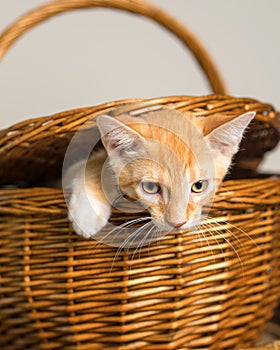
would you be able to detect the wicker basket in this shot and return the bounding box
[0,1,280,350]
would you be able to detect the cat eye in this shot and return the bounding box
[141,181,161,194]
[191,180,209,193]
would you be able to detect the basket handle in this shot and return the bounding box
[0,0,227,94]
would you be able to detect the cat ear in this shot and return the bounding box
[205,112,255,156]
[96,115,145,156]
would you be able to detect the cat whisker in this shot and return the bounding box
[205,215,257,258]
[131,222,156,262]
[110,220,153,271]
[125,221,153,249]
[193,227,205,249]
[202,221,232,269]
[127,222,156,270]
[82,216,152,263]
[226,221,258,248]
[205,216,245,252]
[150,225,162,249]
[113,216,152,231]
[100,216,152,245]
[196,223,218,267]
[203,220,244,274]
[204,218,245,256]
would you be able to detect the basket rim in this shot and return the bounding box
[0,94,278,139]
[0,94,279,186]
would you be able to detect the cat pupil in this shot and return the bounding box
[142,181,160,194]
[191,180,208,193]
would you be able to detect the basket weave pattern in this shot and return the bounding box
[0,180,279,349]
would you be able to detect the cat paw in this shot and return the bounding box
[68,190,111,239]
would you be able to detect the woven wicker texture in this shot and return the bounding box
[242,341,280,350]
[1,180,280,349]
[0,1,280,350]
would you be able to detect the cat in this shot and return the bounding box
[63,107,255,246]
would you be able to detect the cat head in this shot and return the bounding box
[97,109,255,231]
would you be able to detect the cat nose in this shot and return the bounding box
[168,221,187,229]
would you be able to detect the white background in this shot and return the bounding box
[0,0,279,173]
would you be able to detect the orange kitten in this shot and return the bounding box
[64,108,255,243]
